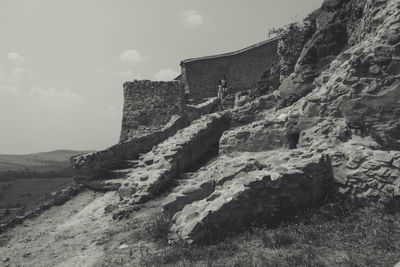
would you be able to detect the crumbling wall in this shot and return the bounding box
[72,115,186,181]
[118,113,230,203]
[120,80,185,142]
[181,38,279,101]
[186,97,220,122]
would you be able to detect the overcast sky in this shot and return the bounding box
[0,0,323,154]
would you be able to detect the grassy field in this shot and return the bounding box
[0,150,91,210]
[0,177,74,208]
[0,149,93,173]
[141,196,400,267]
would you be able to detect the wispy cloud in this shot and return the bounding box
[0,84,19,95]
[0,68,4,82]
[8,67,34,86]
[115,69,146,81]
[101,105,121,119]
[11,67,34,77]
[8,52,28,65]
[153,68,180,81]
[29,85,85,105]
[179,10,204,29]
[115,49,145,64]
[0,65,32,95]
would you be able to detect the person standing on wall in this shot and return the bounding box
[218,75,228,102]
[218,80,223,101]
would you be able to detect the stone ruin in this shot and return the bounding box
[72,0,400,244]
[120,80,185,142]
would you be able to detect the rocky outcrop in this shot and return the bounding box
[160,0,400,243]
[278,21,347,100]
[219,0,400,201]
[219,113,290,154]
[298,119,400,201]
[71,0,400,245]
[277,0,369,101]
[168,151,333,243]
[278,21,315,82]
[117,113,229,203]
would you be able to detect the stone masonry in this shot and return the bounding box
[120,80,185,142]
[180,39,279,101]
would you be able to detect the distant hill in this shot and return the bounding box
[0,150,94,181]
[0,150,93,169]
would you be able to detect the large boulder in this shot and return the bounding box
[163,154,262,215]
[168,151,333,243]
[218,115,289,154]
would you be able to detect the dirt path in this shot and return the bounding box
[0,190,163,267]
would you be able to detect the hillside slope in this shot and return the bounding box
[0,150,93,170]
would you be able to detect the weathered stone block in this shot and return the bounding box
[168,152,333,243]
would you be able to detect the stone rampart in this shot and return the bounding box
[180,38,279,101]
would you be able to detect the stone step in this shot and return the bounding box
[219,95,236,110]
[123,159,140,168]
[219,103,235,111]
[177,172,196,180]
[84,179,125,191]
[118,113,229,203]
[107,168,134,179]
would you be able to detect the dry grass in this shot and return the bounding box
[139,195,400,267]
[145,213,172,244]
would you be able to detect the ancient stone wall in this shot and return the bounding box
[72,115,186,180]
[120,80,185,142]
[181,38,279,101]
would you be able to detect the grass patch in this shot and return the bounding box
[145,212,172,244]
[139,239,239,267]
[138,194,400,267]
[0,177,74,208]
[260,227,297,249]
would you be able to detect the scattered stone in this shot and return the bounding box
[104,204,118,214]
[369,64,381,74]
[118,244,129,249]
